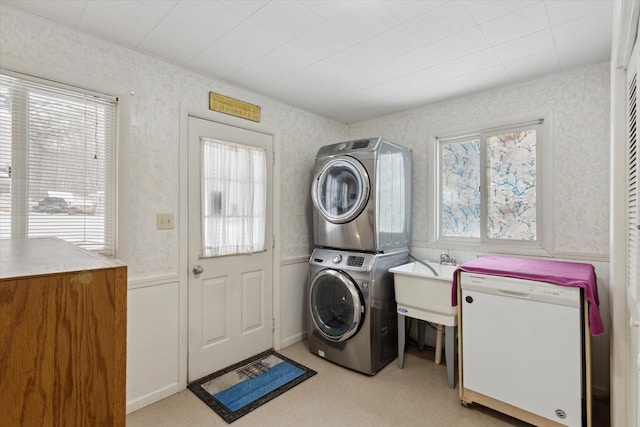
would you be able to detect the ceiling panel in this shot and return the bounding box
[77,0,166,47]
[463,0,536,24]
[3,0,88,25]
[405,1,476,46]
[544,0,612,26]
[379,0,445,23]
[244,1,323,43]
[502,49,562,82]
[479,2,549,46]
[492,29,556,63]
[551,8,612,47]
[556,36,612,70]
[2,0,614,124]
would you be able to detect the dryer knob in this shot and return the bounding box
[337,142,347,151]
[332,255,342,264]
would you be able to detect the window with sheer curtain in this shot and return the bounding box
[0,71,117,255]
[201,138,266,257]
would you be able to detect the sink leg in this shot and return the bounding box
[434,324,443,365]
[418,320,426,351]
[398,314,405,368]
[445,325,456,388]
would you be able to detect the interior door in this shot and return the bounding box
[188,116,273,382]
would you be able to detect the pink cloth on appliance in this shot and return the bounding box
[452,255,604,336]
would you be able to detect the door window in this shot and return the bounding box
[200,137,266,257]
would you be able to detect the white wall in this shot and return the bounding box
[347,63,612,395]
[0,2,615,414]
[0,5,346,412]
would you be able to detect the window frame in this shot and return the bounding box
[427,114,553,257]
[0,68,121,256]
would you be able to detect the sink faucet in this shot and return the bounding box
[440,250,457,265]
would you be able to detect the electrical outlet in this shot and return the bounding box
[156,213,174,230]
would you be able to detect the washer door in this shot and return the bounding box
[309,269,365,342]
[312,156,370,224]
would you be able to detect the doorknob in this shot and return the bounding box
[193,265,204,275]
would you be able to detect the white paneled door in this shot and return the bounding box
[187,116,273,382]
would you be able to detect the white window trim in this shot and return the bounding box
[427,112,554,257]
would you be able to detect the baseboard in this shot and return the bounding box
[281,255,310,266]
[280,331,307,349]
[126,382,182,414]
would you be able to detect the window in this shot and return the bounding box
[0,71,117,255]
[200,138,266,257]
[432,119,550,254]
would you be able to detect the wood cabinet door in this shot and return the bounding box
[0,266,127,426]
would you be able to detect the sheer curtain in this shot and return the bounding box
[201,138,266,257]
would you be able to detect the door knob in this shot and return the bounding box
[193,265,204,275]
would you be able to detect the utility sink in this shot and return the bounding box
[390,260,459,388]
[389,261,458,326]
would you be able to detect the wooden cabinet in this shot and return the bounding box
[0,238,127,426]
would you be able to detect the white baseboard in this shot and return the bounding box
[280,331,307,349]
[126,382,182,414]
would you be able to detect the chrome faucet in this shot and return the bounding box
[440,250,457,265]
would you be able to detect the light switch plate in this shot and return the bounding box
[156,213,174,230]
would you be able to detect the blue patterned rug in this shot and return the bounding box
[188,349,316,423]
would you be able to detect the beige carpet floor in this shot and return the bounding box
[127,339,609,426]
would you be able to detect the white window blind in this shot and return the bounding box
[628,52,640,303]
[0,72,117,255]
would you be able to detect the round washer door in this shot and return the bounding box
[309,269,364,342]
[311,156,370,224]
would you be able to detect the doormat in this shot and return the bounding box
[188,349,317,424]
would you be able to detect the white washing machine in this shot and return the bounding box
[307,247,408,375]
[311,137,412,253]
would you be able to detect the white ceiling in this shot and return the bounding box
[3,0,613,124]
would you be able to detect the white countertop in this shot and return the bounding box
[1,237,125,279]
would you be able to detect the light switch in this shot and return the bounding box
[156,213,174,230]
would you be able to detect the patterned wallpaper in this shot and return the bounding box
[348,63,611,260]
[1,6,610,272]
[0,6,346,276]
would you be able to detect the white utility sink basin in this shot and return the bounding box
[389,261,458,327]
[390,260,459,388]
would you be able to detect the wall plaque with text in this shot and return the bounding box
[209,92,261,122]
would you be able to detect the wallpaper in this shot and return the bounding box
[348,63,611,259]
[1,5,610,274]
[0,6,346,276]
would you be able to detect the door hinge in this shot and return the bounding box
[272,237,275,249]
[272,318,276,332]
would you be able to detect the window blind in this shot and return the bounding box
[628,63,640,302]
[0,72,117,255]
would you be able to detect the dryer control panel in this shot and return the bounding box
[310,248,374,272]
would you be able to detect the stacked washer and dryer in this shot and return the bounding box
[307,137,412,375]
